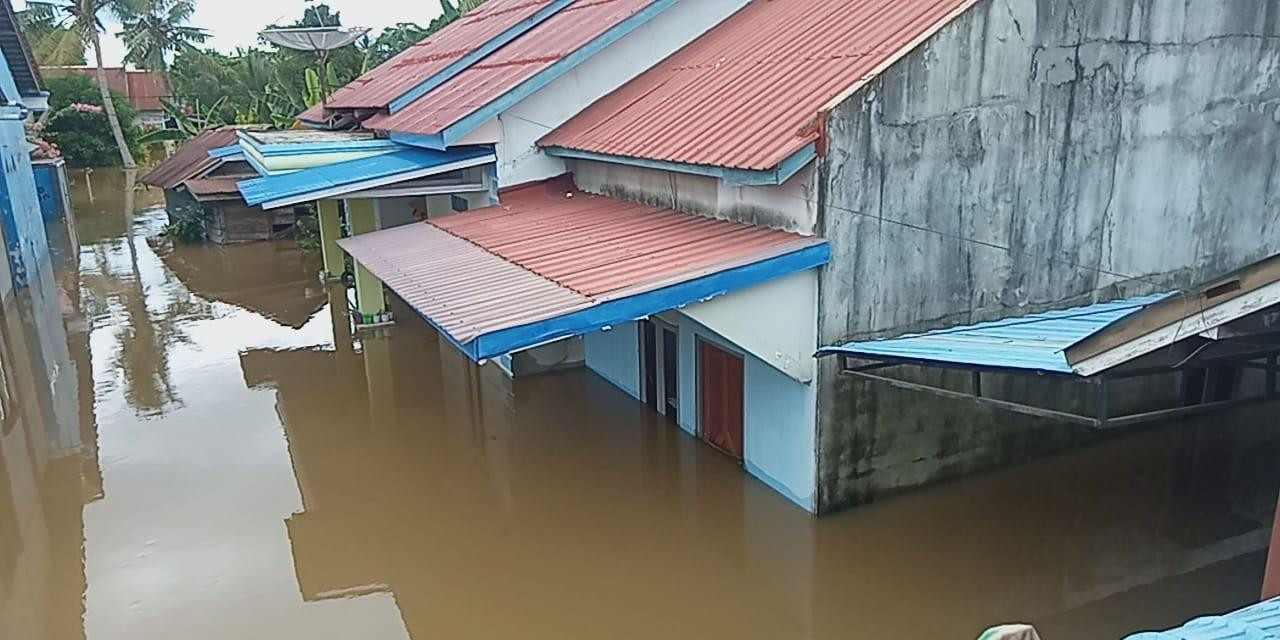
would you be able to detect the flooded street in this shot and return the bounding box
[2,169,1278,639]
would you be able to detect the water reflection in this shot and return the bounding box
[0,170,1275,639]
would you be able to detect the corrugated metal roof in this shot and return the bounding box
[237,146,496,209]
[1126,599,1280,639]
[364,0,658,136]
[338,175,828,358]
[432,175,825,297]
[325,0,561,110]
[540,0,981,171]
[41,67,170,111]
[141,128,241,190]
[0,0,43,99]
[183,177,251,202]
[339,221,592,344]
[819,293,1174,375]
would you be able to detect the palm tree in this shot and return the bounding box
[113,0,208,73]
[28,0,137,169]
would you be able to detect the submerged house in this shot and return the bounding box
[240,0,1278,514]
[0,0,52,297]
[141,127,301,244]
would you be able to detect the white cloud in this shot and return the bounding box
[14,0,443,67]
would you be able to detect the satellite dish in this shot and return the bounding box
[259,26,371,104]
[259,26,370,52]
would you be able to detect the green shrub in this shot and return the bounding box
[166,200,211,244]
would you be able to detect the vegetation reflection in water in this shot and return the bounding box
[0,168,1276,640]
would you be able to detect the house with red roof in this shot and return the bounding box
[230,0,1280,514]
[41,66,171,127]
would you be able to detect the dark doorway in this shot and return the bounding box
[641,321,658,412]
[640,319,679,421]
[699,339,744,460]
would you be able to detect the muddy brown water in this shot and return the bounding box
[1,168,1276,639]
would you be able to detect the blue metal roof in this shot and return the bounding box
[207,144,242,159]
[237,146,495,210]
[819,292,1173,375]
[1127,598,1280,639]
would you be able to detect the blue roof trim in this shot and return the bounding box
[242,149,276,178]
[390,0,680,150]
[469,242,831,360]
[208,144,242,159]
[387,0,576,114]
[819,292,1174,376]
[1126,598,1280,639]
[544,143,818,187]
[237,146,496,209]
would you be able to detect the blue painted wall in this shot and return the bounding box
[0,51,49,292]
[584,314,818,512]
[0,116,49,290]
[31,161,67,221]
[673,315,816,512]
[583,323,641,400]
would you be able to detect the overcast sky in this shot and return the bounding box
[13,0,442,67]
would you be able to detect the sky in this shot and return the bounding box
[13,0,442,67]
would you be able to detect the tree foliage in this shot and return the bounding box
[166,1,486,130]
[113,0,209,71]
[43,74,142,167]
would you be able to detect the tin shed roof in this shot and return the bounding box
[141,128,242,190]
[540,0,981,171]
[1126,598,1280,639]
[325,0,569,110]
[819,293,1174,375]
[338,175,828,359]
[363,0,663,140]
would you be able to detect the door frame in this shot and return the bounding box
[639,317,679,420]
[695,334,746,460]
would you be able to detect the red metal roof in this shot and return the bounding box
[140,127,241,190]
[338,218,591,343]
[540,0,981,171]
[364,0,657,136]
[337,175,824,349]
[432,175,822,297]
[41,66,171,112]
[325,0,558,111]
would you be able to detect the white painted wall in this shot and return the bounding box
[569,158,820,235]
[682,270,819,383]
[491,0,751,187]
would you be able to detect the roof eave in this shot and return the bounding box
[542,142,817,187]
[385,0,577,114]
[381,0,682,150]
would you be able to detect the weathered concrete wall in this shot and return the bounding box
[568,158,820,234]
[816,0,1280,511]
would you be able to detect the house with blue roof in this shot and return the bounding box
[0,0,51,298]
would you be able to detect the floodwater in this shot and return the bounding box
[1,167,1278,639]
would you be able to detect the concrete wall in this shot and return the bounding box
[815,0,1280,512]
[494,0,751,187]
[568,158,820,235]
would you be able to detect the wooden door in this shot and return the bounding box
[700,340,744,460]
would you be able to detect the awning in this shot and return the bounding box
[819,254,1280,429]
[819,293,1174,376]
[238,146,496,210]
[338,176,830,361]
